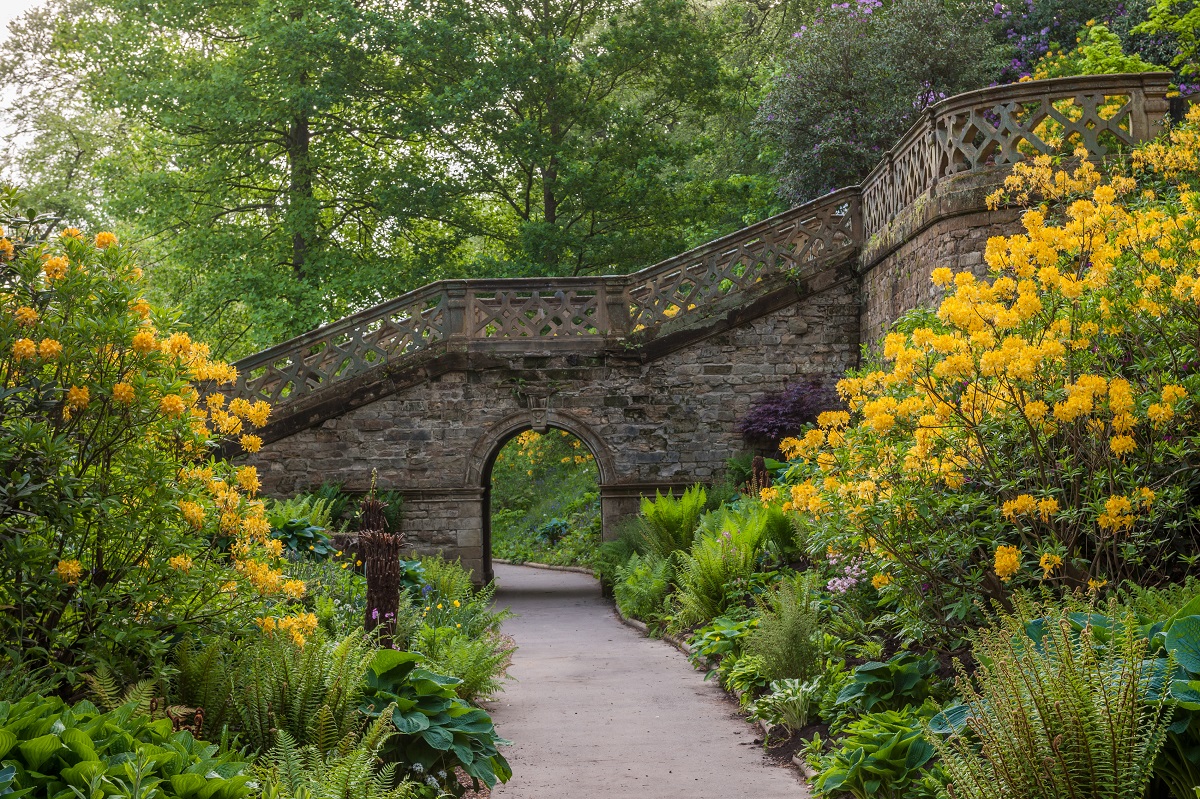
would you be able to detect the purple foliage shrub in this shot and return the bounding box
[738,379,838,445]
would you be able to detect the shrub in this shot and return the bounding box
[255,720,421,799]
[749,678,821,736]
[776,110,1200,642]
[757,0,1003,203]
[928,600,1172,799]
[671,505,771,629]
[0,216,289,686]
[638,485,707,559]
[0,694,252,799]
[737,380,838,446]
[686,615,760,672]
[613,552,673,623]
[411,625,515,702]
[834,652,938,716]
[813,704,938,799]
[742,572,823,681]
[360,650,511,795]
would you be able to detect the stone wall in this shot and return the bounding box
[249,273,861,581]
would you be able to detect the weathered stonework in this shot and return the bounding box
[249,276,860,581]
[231,73,1174,582]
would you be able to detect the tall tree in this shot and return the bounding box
[59,0,469,352]
[398,0,733,276]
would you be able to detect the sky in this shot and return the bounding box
[0,0,45,42]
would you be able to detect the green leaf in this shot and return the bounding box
[1165,616,1200,675]
[170,773,209,797]
[17,734,64,772]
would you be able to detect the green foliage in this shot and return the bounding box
[748,678,821,735]
[411,626,515,702]
[670,504,769,630]
[686,616,760,671]
[718,654,770,707]
[835,652,939,716]
[360,650,511,795]
[758,0,1004,203]
[613,553,673,624]
[743,572,823,681]
[813,705,937,799]
[592,518,645,588]
[0,694,252,799]
[928,600,1172,799]
[415,558,510,640]
[638,486,707,559]
[1135,0,1200,78]
[272,519,335,560]
[255,721,420,799]
[175,630,375,756]
[1031,23,1159,78]
[268,496,335,531]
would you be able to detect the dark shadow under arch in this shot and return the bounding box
[466,410,615,584]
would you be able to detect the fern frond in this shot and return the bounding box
[85,664,124,712]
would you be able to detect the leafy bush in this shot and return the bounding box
[272,519,335,559]
[0,694,252,799]
[638,485,707,559]
[757,0,1003,203]
[749,678,821,736]
[175,629,375,755]
[613,553,673,623]
[411,626,515,702]
[743,572,823,681]
[717,654,771,708]
[686,616,760,671]
[835,652,938,716]
[415,558,509,640]
[360,650,511,795]
[737,380,838,446]
[255,721,420,799]
[776,111,1200,642]
[671,505,770,629]
[928,600,1172,798]
[0,219,287,686]
[813,704,937,799]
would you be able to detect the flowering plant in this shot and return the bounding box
[0,212,308,686]
[775,109,1200,642]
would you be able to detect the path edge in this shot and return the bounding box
[493,558,595,575]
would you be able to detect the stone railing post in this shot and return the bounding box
[444,281,470,343]
[602,277,631,338]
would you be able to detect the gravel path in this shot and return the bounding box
[484,562,808,798]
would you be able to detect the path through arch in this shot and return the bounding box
[484,563,808,797]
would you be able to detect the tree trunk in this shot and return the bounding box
[286,111,313,281]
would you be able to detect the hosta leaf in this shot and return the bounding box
[18,734,65,772]
[1165,616,1200,675]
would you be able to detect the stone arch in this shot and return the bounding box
[466,409,617,584]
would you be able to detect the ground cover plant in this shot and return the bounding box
[607,107,1200,798]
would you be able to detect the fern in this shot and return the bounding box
[412,626,515,702]
[743,572,822,681]
[670,505,768,630]
[613,552,672,623]
[175,638,237,733]
[930,598,1172,799]
[86,664,158,715]
[638,485,706,559]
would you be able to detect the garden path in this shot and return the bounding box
[484,563,808,798]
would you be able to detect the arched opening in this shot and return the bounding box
[484,427,600,572]
[468,411,616,584]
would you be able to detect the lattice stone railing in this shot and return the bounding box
[860,72,1171,235]
[230,189,861,406]
[231,72,1172,412]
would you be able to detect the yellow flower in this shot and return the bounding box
[759,486,779,505]
[994,545,1021,583]
[160,394,186,418]
[239,434,263,453]
[1039,552,1063,578]
[12,338,36,360]
[1110,435,1136,456]
[14,306,37,326]
[871,573,893,590]
[43,256,68,281]
[1087,577,1108,593]
[931,267,955,286]
[1147,402,1174,425]
[1001,494,1037,521]
[37,339,62,359]
[168,554,193,573]
[67,385,89,410]
[129,298,151,318]
[1162,384,1188,405]
[179,501,206,529]
[55,559,84,585]
[437,603,443,610]
[236,466,261,495]
[93,231,118,249]
[132,329,158,354]
[112,382,135,404]
[453,599,461,607]
[60,227,82,239]
[282,579,306,599]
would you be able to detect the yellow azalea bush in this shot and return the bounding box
[0,213,307,685]
[775,108,1200,642]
